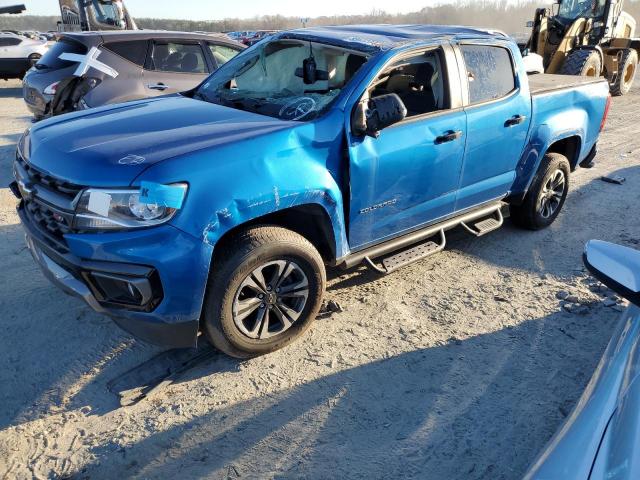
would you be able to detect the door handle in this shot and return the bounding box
[147,83,169,91]
[505,115,526,127]
[435,130,463,144]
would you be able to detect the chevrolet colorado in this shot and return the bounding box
[11,25,611,357]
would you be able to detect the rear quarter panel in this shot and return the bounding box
[511,80,609,196]
[83,49,146,106]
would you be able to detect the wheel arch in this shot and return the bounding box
[508,133,582,205]
[210,203,343,268]
[546,135,582,170]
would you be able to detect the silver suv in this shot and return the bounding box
[23,30,244,119]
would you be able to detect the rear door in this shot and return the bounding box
[454,41,532,211]
[347,44,467,250]
[142,40,210,96]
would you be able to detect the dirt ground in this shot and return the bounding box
[0,77,639,480]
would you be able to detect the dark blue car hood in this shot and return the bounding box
[27,96,296,186]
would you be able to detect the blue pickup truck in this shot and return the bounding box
[11,25,610,357]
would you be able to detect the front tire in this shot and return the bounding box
[610,48,638,96]
[28,53,41,67]
[560,49,601,77]
[202,226,326,358]
[510,153,571,230]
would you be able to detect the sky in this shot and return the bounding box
[13,0,444,20]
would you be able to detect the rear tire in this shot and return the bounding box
[560,50,601,77]
[610,48,638,96]
[510,153,571,230]
[202,226,326,358]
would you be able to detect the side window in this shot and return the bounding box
[460,45,516,104]
[208,44,240,67]
[370,48,448,117]
[0,37,21,47]
[150,42,208,74]
[103,40,149,67]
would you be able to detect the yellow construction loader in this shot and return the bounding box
[526,0,639,95]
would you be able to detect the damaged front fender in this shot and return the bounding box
[202,185,348,260]
[134,113,351,262]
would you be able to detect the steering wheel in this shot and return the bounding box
[279,97,316,120]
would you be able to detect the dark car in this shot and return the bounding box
[244,30,278,46]
[23,30,244,119]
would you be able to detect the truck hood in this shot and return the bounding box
[27,96,296,186]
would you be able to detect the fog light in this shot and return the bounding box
[89,272,152,306]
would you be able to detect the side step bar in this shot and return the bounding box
[460,208,504,237]
[340,201,506,272]
[365,229,446,274]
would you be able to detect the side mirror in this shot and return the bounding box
[551,2,560,16]
[353,93,407,138]
[583,240,640,306]
[526,20,534,28]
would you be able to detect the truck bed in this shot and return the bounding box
[529,73,607,95]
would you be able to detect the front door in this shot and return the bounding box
[142,40,210,96]
[347,46,467,250]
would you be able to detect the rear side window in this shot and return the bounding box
[0,37,22,46]
[208,43,240,67]
[150,42,208,74]
[36,38,87,70]
[103,40,149,67]
[461,45,515,104]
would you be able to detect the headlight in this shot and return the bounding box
[17,128,31,160]
[74,184,188,230]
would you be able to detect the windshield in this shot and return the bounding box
[558,0,607,20]
[194,39,369,121]
[88,0,126,29]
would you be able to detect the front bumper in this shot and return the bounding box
[18,202,212,349]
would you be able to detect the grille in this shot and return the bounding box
[17,156,82,196]
[24,198,73,241]
[16,155,83,252]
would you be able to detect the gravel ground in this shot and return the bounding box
[0,78,639,480]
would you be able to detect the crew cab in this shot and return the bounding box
[11,25,610,357]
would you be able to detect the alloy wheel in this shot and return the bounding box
[232,260,309,339]
[538,169,566,219]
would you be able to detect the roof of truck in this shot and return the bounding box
[281,24,508,52]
